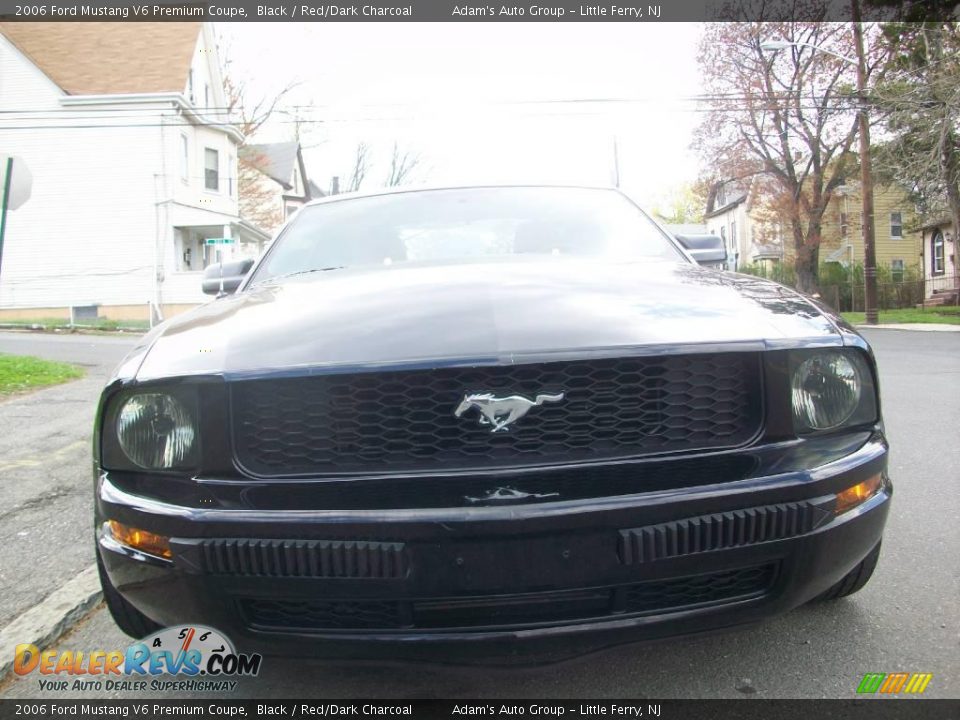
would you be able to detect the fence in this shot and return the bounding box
[820,273,959,312]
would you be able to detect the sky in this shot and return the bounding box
[218,22,705,211]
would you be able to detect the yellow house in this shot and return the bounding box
[705,178,923,282]
[818,182,923,282]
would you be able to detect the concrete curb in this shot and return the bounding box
[0,324,145,336]
[856,323,960,332]
[0,564,102,678]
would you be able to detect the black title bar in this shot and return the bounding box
[1,0,958,21]
[1,700,958,720]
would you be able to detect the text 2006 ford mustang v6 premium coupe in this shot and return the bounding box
[94,185,890,660]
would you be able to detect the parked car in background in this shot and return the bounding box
[94,185,890,661]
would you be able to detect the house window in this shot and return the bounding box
[188,69,195,103]
[890,212,903,239]
[179,135,189,183]
[228,154,235,196]
[891,259,904,283]
[840,212,848,239]
[932,231,945,275]
[204,84,210,109]
[204,148,219,191]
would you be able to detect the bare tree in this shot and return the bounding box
[347,142,371,193]
[342,141,424,192]
[220,41,300,234]
[695,18,885,293]
[238,149,284,233]
[384,141,422,187]
[220,37,299,138]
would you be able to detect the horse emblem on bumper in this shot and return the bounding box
[454,392,565,432]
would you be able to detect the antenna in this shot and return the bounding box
[612,136,621,188]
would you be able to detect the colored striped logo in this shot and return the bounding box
[857,672,933,694]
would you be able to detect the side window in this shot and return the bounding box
[890,212,903,239]
[180,135,189,183]
[890,259,904,283]
[204,148,219,192]
[932,232,945,275]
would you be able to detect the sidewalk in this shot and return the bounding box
[857,323,960,332]
[0,333,135,679]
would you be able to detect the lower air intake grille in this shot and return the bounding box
[618,501,826,565]
[198,539,408,579]
[621,565,776,613]
[239,564,776,632]
[242,598,402,630]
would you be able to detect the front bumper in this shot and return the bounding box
[96,434,891,663]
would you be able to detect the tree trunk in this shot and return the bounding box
[792,219,820,295]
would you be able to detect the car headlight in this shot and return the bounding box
[115,392,197,469]
[790,350,877,432]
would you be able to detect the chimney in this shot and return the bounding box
[330,176,340,195]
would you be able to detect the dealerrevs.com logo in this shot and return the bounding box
[13,625,262,693]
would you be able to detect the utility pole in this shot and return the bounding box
[852,0,879,324]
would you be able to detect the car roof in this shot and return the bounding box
[301,183,625,208]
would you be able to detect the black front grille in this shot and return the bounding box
[232,353,762,476]
[239,564,777,632]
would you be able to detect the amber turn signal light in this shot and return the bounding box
[834,474,883,516]
[108,520,172,559]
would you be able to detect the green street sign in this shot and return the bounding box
[205,237,235,246]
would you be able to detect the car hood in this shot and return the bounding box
[129,258,842,381]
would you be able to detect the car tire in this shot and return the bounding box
[815,541,881,601]
[96,548,162,638]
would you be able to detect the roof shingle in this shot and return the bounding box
[0,22,200,95]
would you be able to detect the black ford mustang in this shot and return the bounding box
[94,185,890,661]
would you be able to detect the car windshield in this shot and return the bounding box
[249,186,685,285]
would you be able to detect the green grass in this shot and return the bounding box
[841,307,960,325]
[0,353,84,396]
[0,317,150,331]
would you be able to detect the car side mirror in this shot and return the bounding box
[202,258,255,297]
[674,234,727,269]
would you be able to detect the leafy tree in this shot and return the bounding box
[695,17,884,293]
[651,181,709,225]
[871,15,960,242]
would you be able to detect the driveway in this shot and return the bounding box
[0,329,957,699]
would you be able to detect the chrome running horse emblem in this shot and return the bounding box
[454,392,565,433]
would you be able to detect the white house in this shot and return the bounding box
[0,22,267,323]
[704,178,792,271]
[919,218,958,303]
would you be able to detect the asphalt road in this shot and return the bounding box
[0,329,957,699]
